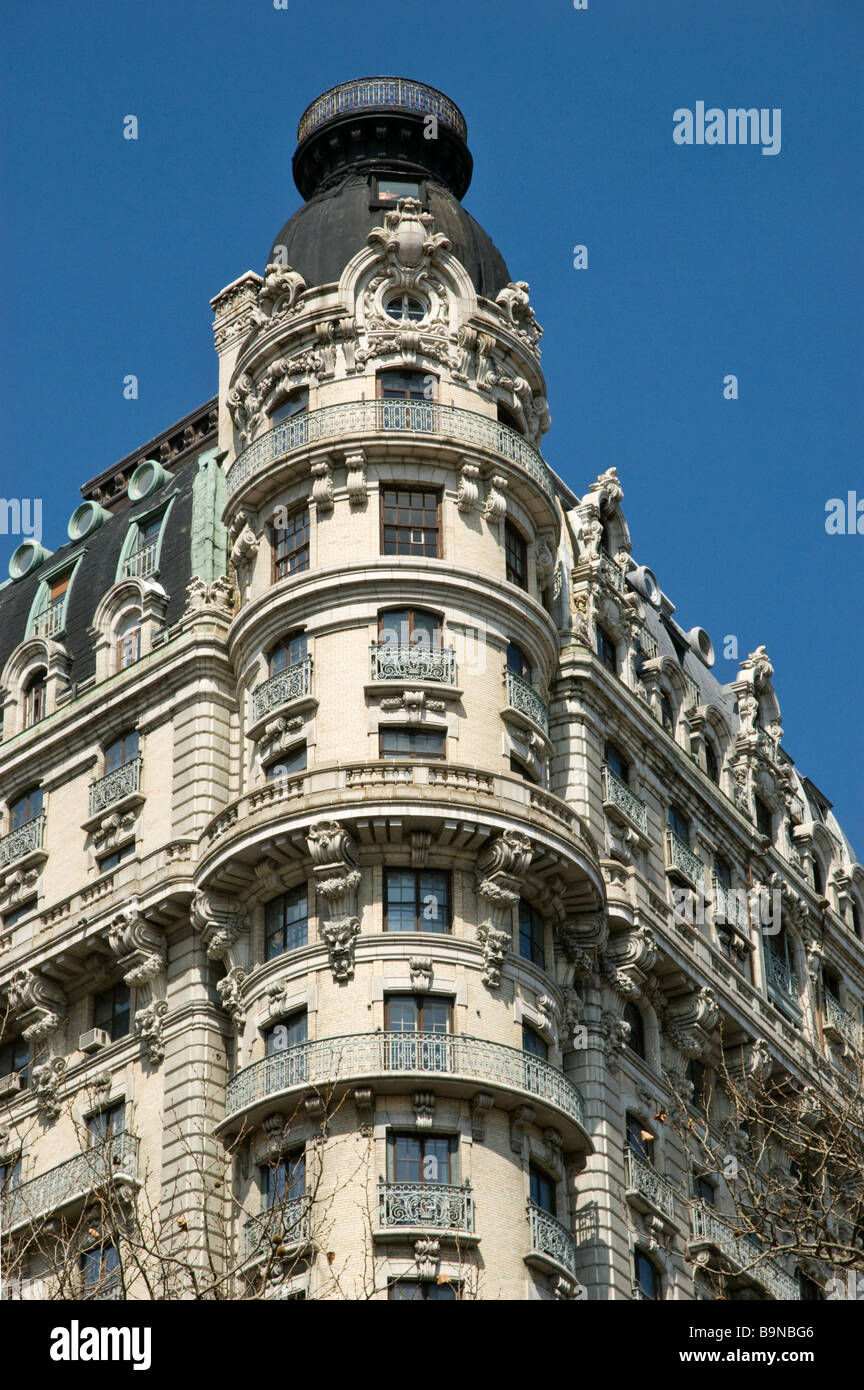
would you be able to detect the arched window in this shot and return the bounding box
[812,856,825,898]
[622,1000,645,1058]
[23,669,47,727]
[853,900,862,940]
[116,616,141,671]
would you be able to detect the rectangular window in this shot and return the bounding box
[117,621,141,670]
[265,1010,308,1056]
[506,642,531,681]
[505,521,528,590]
[105,730,139,773]
[596,626,617,673]
[604,743,629,784]
[626,1114,655,1163]
[273,508,310,580]
[379,727,445,760]
[388,1279,457,1300]
[667,806,690,843]
[265,885,309,959]
[2,898,38,928]
[80,1243,120,1298]
[381,488,440,557]
[755,797,773,839]
[10,787,42,830]
[385,996,451,1033]
[522,1023,548,1060]
[261,1150,305,1208]
[268,631,308,674]
[93,984,131,1042]
[0,1158,21,1191]
[266,744,307,781]
[384,995,452,1071]
[375,178,421,205]
[529,1164,556,1216]
[692,1174,715,1205]
[518,900,545,970]
[384,869,450,933]
[97,842,136,874]
[87,1101,126,1143]
[377,370,430,401]
[388,1133,455,1184]
[271,389,309,425]
[0,1036,30,1084]
[635,1251,660,1300]
[377,609,441,647]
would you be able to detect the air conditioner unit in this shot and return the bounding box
[0,1072,23,1099]
[79,1028,111,1054]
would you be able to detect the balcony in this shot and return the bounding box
[242,1195,312,1264]
[298,78,467,143]
[0,1133,140,1235]
[599,555,626,594]
[220,1033,589,1148]
[524,1202,577,1278]
[504,669,549,735]
[369,643,457,686]
[251,657,313,723]
[765,951,798,1006]
[376,1180,475,1238]
[665,830,704,889]
[122,540,158,579]
[0,813,46,871]
[823,992,859,1049]
[88,756,142,818]
[226,400,555,502]
[712,879,749,931]
[602,765,648,837]
[624,1148,677,1223]
[689,1202,800,1301]
[32,600,65,639]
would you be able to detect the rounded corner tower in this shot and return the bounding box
[267,77,511,299]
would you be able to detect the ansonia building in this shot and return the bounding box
[0,78,862,1303]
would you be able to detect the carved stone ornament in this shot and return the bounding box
[345,450,367,508]
[217,966,248,1027]
[134,999,168,1064]
[183,575,236,618]
[471,1092,494,1142]
[600,925,658,999]
[414,1237,441,1281]
[190,891,247,966]
[106,901,166,987]
[229,513,260,571]
[456,460,482,514]
[483,473,508,523]
[494,281,543,351]
[412,1091,436,1130]
[353,1087,375,1137]
[662,987,719,1061]
[310,455,335,512]
[6,968,66,1043]
[476,924,512,990]
[255,262,307,321]
[306,820,363,983]
[31,1056,67,1122]
[555,914,609,982]
[409,957,433,992]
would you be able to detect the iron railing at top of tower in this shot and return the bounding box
[297,78,467,143]
[226,401,555,501]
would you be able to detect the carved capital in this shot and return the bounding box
[106,901,166,987]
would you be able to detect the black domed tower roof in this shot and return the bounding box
[269,77,511,299]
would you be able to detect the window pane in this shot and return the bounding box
[421,998,451,1034]
[386,997,419,1032]
[529,1165,555,1215]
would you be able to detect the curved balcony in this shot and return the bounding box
[218,1033,590,1151]
[298,78,467,143]
[0,1133,140,1235]
[251,657,314,723]
[88,756,142,817]
[198,760,603,913]
[376,1180,475,1240]
[225,401,555,503]
[242,1195,312,1264]
[688,1202,800,1301]
[503,668,548,735]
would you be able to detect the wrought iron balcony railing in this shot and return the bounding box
[665,830,705,887]
[0,1133,140,1234]
[225,1033,585,1130]
[122,540,158,580]
[504,669,549,734]
[32,600,66,638]
[712,879,750,931]
[243,1195,312,1262]
[0,813,46,870]
[599,555,626,593]
[602,765,648,836]
[823,992,859,1048]
[297,77,467,143]
[251,658,313,723]
[88,756,142,817]
[624,1148,677,1221]
[526,1202,577,1276]
[369,643,457,685]
[377,1180,474,1233]
[765,951,798,1003]
[689,1202,800,1301]
[226,401,555,501]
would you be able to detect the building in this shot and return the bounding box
[1,76,862,1303]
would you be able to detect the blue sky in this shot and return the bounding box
[1,0,861,851]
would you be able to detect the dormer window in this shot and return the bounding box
[117,616,142,671]
[32,571,72,639]
[23,669,46,727]
[123,516,162,580]
[705,743,720,785]
[660,692,675,735]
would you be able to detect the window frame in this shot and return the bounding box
[383,994,453,1034]
[387,1131,457,1185]
[271,505,311,582]
[504,520,528,590]
[92,982,131,1043]
[518,899,546,970]
[379,485,442,558]
[596,625,617,674]
[378,726,445,761]
[264,884,310,960]
[383,867,452,934]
